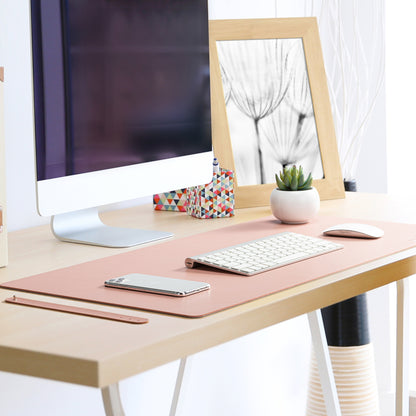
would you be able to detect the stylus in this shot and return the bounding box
[5,296,149,324]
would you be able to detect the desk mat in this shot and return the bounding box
[2,216,416,317]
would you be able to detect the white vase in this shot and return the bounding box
[270,187,320,224]
[306,344,380,415]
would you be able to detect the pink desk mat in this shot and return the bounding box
[2,216,416,317]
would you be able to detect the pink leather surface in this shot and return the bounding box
[2,216,416,317]
[5,296,148,324]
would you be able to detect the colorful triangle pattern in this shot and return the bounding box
[153,188,188,212]
[186,168,234,219]
[153,168,234,219]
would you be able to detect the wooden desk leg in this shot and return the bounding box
[308,310,342,416]
[101,383,125,416]
[169,356,192,416]
[396,278,409,416]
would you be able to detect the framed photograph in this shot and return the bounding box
[209,18,345,208]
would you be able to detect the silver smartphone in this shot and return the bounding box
[104,273,210,297]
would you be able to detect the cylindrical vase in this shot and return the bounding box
[306,344,380,416]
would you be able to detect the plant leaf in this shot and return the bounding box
[284,171,291,188]
[298,173,305,188]
[290,174,298,191]
[275,174,287,190]
[299,173,313,190]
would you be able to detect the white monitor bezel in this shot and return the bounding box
[35,150,213,217]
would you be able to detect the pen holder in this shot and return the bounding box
[153,168,235,219]
[186,168,234,219]
[153,188,188,212]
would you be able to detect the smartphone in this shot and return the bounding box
[104,273,210,297]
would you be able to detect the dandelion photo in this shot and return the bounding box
[217,38,324,186]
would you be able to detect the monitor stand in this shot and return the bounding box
[51,208,173,248]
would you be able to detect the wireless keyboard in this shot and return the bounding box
[185,232,343,276]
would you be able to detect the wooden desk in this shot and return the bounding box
[0,193,414,414]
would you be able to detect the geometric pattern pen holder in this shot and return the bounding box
[153,168,234,219]
[153,188,188,212]
[186,168,234,219]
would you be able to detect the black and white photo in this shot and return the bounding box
[217,37,323,186]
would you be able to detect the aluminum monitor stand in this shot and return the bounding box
[51,208,172,248]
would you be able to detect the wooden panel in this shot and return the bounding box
[410,391,416,416]
[0,67,7,267]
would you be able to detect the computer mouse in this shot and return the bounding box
[322,223,384,239]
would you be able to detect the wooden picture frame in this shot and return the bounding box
[209,18,345,208]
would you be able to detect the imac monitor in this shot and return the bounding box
[30,0,213,247]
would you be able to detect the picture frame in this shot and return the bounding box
[209,17,345,208]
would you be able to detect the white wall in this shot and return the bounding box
[385,0,416,393]
[385,2,416,193]
[0,1,44,231]
[0,1,392,415]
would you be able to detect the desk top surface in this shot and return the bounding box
[0,192,415,387]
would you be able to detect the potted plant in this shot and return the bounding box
[270,165,320,224]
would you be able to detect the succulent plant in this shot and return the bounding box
[275,165,313,191]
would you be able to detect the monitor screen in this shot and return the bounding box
[32,0,211,181]
[30,0,213,246]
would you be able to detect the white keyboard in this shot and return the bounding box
[185,232,343,276]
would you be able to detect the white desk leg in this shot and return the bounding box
[169,356,193,416]
[101,383,125,416]
[308,310,342,416]
[396,278,409,416]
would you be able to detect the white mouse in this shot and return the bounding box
[322,223,384,239]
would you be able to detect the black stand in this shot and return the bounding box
[321,293,369,346]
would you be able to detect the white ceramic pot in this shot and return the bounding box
[270,187,320,224]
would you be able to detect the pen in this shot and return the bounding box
[213,157,219,174]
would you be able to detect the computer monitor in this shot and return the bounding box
[30,0,213,247]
